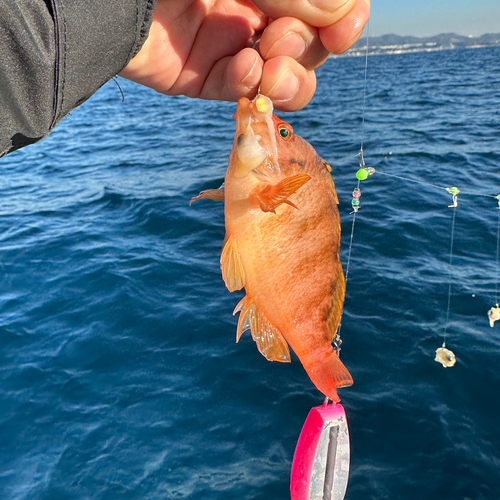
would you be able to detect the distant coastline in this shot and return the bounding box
[337,32,500,57]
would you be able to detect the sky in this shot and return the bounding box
[369,0,500,37]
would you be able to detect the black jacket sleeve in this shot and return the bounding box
[0,0,157,157]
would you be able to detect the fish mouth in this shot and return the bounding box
[233,95,279,178]
[234,95,272,131]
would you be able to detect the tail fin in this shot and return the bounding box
[303,350,353,402]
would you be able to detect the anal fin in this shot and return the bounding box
[220,235,245,292]
[233,297,290,363]
[257,173,311,213]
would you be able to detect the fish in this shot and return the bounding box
[191,94,353,402]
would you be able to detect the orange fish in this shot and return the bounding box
[191,95,353,401]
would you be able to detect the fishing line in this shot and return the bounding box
[431,192,459,367]
[344,181,360,286]
[487,196,500,328]
[373,168,499,200]
[495,198,500,305]
[335,23,370,349]
[359,22,370,154]
[352,164,463,366]
[443,200,458,346]
[355,164,500,364]
[351,168,469,343]
[345,24,370,283]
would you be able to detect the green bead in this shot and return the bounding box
[356,168,369,181]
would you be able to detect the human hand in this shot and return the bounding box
[119,0,370,111]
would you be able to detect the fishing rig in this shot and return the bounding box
[351,164,500,361]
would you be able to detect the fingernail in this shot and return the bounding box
[267,69,300,103]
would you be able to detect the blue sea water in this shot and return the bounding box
[1,46,500,500]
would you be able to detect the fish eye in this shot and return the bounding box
[278,124,293,141]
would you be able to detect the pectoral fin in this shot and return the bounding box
[233,296,290,362]
[257,174,311,213]
[189,188,225,205]
[220,235,245,292]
